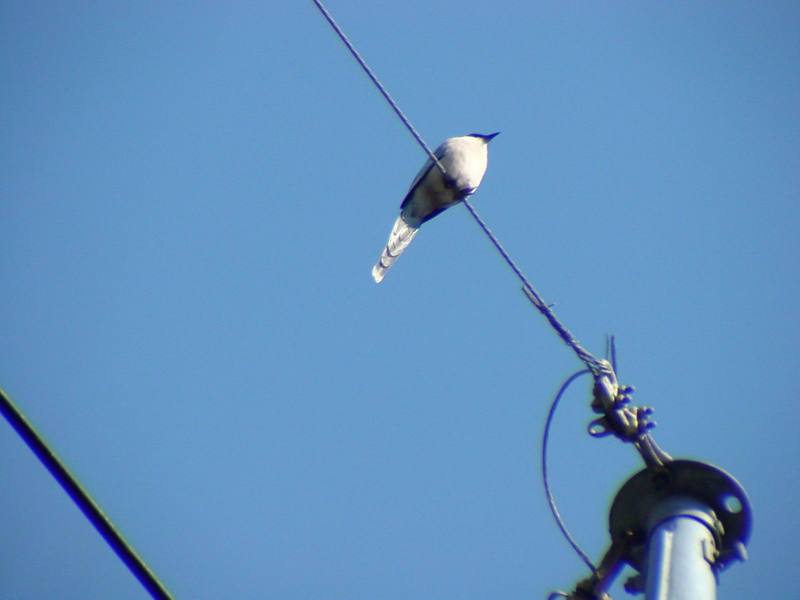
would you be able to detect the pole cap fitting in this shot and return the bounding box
[608,459,752,574]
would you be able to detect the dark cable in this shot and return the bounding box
[0,387,173,599]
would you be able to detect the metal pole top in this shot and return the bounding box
[608,459,752,579]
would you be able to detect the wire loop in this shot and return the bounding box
[541,369,597,573]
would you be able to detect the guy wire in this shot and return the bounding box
[311,0,445,175]
[313,0,611,575]
[311,0,608,378]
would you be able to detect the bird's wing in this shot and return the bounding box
[400,143,447,211]
[371,216,419,283]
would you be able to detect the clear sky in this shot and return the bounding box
[1,2,798,598]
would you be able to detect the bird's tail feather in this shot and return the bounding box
[371,216,419,283]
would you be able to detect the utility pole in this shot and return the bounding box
[553,376,751,600]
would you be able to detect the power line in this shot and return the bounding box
[0,387,173,600]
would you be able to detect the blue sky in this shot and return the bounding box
[1,2,798,598]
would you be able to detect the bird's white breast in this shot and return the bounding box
[439,136,489,190]
[400,135,490,226]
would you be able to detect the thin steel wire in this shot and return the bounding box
[606,335,618,374]
[463,199,608,376]
[541,370,597,573]
[311,0,445,175]
[312,0,613,574]
[312,0,609,378]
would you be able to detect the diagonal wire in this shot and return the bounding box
[311,0,446,176]
[461,198,608,376]
[312,0,618,574]
[311,0,609,379]
[0,387,173,599]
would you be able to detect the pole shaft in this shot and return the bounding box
[645,497,718,600]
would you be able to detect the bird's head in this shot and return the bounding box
[468,132,500,143]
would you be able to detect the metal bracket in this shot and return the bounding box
[550,460,751,599]
[589,368,672,469]
[608,460,752,576]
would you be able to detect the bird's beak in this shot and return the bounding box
[484,131,500,142]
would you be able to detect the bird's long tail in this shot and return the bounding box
[371,216,419,283]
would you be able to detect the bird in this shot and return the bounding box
[371,132,499,283]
